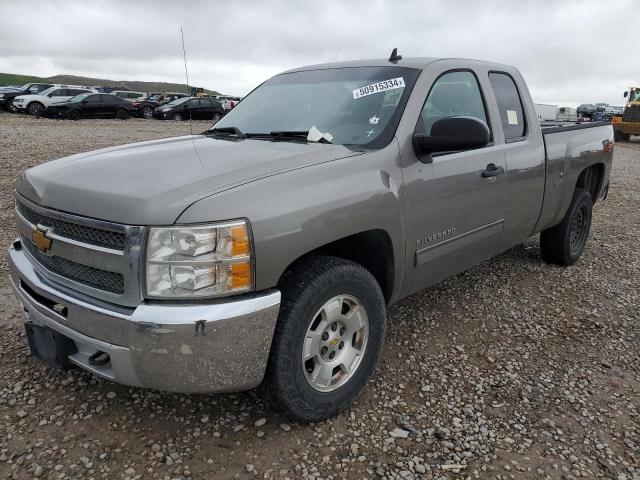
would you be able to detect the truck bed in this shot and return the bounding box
[540,120,611,134]
[535,120,613,236]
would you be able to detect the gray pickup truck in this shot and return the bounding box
[9,54,613,421]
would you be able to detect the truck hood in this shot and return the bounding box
[17,135,362,225]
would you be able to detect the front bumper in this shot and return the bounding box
[9,241,281,393]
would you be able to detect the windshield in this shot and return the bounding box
[630,89,640,102]
[69,93,91,102]
[165,97,191,107]
[33,86,56,96]
[212,66,420,148]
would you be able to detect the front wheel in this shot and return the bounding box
[265,256,386,422]
[540,188,592,265]
[27,102,44,116]
[172,113,183,121]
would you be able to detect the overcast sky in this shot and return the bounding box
[0,0,637,106]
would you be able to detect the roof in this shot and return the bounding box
[281,57,438,74]
[280,56,517,75]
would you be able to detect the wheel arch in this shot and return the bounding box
[575,162,605,204]
[277,229,395,304]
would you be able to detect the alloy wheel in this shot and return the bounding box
[302,295,369,392]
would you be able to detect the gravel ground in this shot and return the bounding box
[0,112,638,480]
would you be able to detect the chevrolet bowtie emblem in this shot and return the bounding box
[32,227,52,252]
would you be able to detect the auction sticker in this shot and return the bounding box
[353,77,405,99]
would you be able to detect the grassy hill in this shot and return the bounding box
[0,72,220,96]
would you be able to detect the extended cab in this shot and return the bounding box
[9,55,613,421]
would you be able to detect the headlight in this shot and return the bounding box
[145,220,252,298]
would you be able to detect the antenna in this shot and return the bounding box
[388,48,402,63]
[180,26,192,135]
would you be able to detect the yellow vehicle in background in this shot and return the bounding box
[613,87,640,141]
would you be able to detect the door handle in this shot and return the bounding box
[481,163,505,178]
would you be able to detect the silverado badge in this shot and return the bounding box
[32,227,52,252]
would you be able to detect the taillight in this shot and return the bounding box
[604,141,614,153]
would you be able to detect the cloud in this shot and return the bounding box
[0,0,636,105]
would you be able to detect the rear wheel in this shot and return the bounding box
[66,109,80,120]
[27,102,44,116]
[265,256,386,422]
[142,106,154,119]
[212,112,222,123]
[116,109,129,120]
[540,188,592,265]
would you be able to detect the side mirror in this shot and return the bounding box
[623,91,628,98]
[413,116,490,160]
[82,100,88,104]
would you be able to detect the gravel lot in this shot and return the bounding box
[0,112,638,480]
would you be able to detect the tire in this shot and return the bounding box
[621,133,631,141]
[116,109,129,120]
[27,102,44,116]
[142,106,154,119]
[212,112,222,123]
[540,188,592,266]
[173,113,182,121]
[66,109,80,120]
[264,256,386,422]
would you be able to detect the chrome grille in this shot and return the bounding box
[15,195,144,307]
[23,241,125,294]
[17,202,125,250]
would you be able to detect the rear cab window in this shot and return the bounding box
[488,72,527,142]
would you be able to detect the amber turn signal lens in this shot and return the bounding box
[231,225,250,256]
[231,262,251,290]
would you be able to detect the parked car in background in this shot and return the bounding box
[0,83,54,111]
[217,95,242,110]
[43,93,137,120]
[153,96,225,121]
[12,86,94,116]
[111,91,146,101]
[132,92,189,119]
[577,103,596,118]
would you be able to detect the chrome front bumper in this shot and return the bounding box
[9,241,281,393]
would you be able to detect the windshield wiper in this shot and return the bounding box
[267,130,310,138]
[244,130,332,144]
[205,126,246,138]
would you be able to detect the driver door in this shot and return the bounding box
[401,68,509,296]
